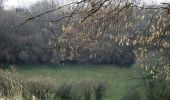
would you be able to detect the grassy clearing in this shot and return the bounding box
[15,64,141,100]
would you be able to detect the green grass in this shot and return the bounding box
[15,64,141,100]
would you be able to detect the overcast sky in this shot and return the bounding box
[3,0,79,9]
[2,0,170,10]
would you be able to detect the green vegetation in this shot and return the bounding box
[15,64,140,100]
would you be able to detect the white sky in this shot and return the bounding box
[3,0,42,9]
[2,0,170,10]
[143,0,169,5]
[3,0,79,9]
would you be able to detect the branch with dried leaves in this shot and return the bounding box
[19,0,167,26]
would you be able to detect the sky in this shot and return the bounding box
[2,0,78,9]
[2,0,170,10]
[143,0,169,5]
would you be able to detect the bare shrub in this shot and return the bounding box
[53,84,72,100]
[23,76,56,100]
[79,79,93,100]
[0,67,21,98]
[163,86,170,100]
[94,82,106,100]
[121,86,141,100]
[53,80,107,100]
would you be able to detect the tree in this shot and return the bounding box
[0,1,62,64]
[20,0,170,99]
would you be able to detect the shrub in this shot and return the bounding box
[83,87,92,100]
[53,84,72,100]
[163,86,170,100]
[144,78,169,100]
[0,68,21,98]
[121,86,141,100]
[80,80,93,100]
[141,60,169,100]
[94,82,106,100]
[23,76,56,100]
[53,80,107,100]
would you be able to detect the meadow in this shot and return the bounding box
[15,64,142,100]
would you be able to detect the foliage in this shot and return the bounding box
[94,82,106,100]
[53,84,72,100]
[121,86,141,100]
[0,0,137,66]
[0,1,65,65]
[57,1,169,100]
[163,86,170,100]
[53,79,106,100]
[141,52,170,100]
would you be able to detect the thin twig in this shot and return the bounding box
[19,0,85,26]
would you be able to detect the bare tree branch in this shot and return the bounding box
[143,10,161,34]
[19,0,85,26]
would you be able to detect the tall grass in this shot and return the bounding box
[0,67,22,99]
[23,76,56,100]
[53,80,107,100]
[0,67,107,100]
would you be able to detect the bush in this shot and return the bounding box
[53,84,72,100]
[54,80,107,100]
[23,76,56,100]
[80,80,93,100]
[0,69,107,100]
[0,68,21,98]
[163,86,170,100]
[144,78,169,100]
[121,86,141,100]
[94,82,106,100]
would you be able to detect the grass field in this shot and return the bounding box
[15,64,142,100]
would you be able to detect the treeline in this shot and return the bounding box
[0,1,136,66]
